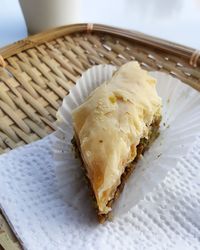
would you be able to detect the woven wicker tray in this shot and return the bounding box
[0,23,199,250]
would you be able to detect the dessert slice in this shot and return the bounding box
[72,61,162,223]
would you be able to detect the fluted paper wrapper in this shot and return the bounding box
[53,64,200,218]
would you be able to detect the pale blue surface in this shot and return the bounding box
[0,0,200,49]
[0,0,27,47]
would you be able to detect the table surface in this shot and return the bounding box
[0,0,200,49]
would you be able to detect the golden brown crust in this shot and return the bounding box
[72,62,162,212]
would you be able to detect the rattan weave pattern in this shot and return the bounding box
[0,24,199,154]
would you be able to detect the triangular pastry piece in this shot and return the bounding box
[72,61,162,223]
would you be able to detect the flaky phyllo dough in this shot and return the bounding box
[72,61,162,222]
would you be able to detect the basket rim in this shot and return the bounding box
[0,23,197,62]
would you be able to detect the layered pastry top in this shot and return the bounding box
[72,61,162,214]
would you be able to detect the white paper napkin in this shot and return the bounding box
[0,65,200,250]
[0,133,200,250]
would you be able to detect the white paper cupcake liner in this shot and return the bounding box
[53,64,200,217]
